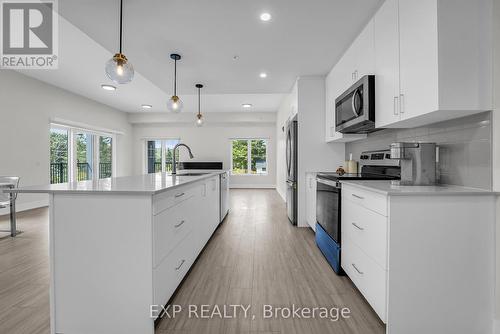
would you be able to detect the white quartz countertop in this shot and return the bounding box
[9,171,227,195]
[340,180,497,196]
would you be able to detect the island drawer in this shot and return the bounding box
[342,184,388,216]
[342,199,388,269]
[153,198,194,268]
[153,232,195,307]
[153,184,200,216]
[342,236,387,323]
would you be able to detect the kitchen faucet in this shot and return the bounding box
[172,143,194,174]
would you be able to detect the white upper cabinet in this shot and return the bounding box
[374,0,492,129]
[398,0,439,124]
[352,20,375,80]
[325,20,374,142]
[327,0,492,138]
[374,0,400,128]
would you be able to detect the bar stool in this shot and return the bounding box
[0,176,20,238]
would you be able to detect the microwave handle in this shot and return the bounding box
[351,88,360,117]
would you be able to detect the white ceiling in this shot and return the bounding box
[19,0,383,113]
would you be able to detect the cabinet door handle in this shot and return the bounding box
[352,263,364,275]
[352,72,355,81]
[351,194,364,200]
[352,222,364,231]
[174,220,185,228]
[354,70,358,80]
[175,192,185,198]
[393,96,399,115]
[175,259,186,271]
[399,94,405,114]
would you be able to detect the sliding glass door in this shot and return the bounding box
[50,125,115,184]
[50,128,69,183]
[146,139,180,174]
[99,136,113,178]
[75,132,94,181]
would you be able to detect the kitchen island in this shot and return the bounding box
[12,171,226,334]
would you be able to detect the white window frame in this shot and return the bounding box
[142,138,181,173]
[230,138,269,176]
[50,123,116,182]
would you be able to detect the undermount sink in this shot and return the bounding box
[174,173,210,176]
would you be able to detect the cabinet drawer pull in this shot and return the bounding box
[174,220,185,228]
[352,263,364,275]
[174,192,185,198]
[393,96,399,115]
[175,259,186,271]
[352,222,364,231]
[399,94,405,114]
[351,194,364,200]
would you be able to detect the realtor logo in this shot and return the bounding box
[1,0,58,69]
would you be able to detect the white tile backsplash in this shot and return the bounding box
[345,112,492,189]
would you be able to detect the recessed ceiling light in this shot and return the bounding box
[101,84,116,91]
[242,103,253,109]
[141,104,152,110]
[259,72,267,78]
[260,12,272,22]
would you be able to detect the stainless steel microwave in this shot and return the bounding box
[335,75,376,134]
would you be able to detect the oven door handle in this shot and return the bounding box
[316,178,340,189]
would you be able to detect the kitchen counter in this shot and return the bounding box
[340,180,496,196]
[10,171,226,195]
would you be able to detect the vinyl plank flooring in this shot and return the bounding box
[0,190,385,334]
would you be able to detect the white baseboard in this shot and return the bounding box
[276,188,286,202]
[229,184,276,189]
[0,199,49,216]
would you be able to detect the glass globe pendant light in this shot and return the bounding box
[167,54,184,113]
[105,0,134,84]
[195,84,204,127]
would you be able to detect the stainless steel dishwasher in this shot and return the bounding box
[220,172,229,222]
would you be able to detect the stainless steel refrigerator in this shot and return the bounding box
[285,115,298,225]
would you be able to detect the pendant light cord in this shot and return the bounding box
[174,59,177,96]
[198,86,201,116]
[119,0,123,54]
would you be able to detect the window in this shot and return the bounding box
[50,125,115,184]
[146,139,180,173]
[231,139,267,175]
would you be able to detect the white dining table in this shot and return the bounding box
[0,183,18,237]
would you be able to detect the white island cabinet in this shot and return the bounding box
[340,181,496,334]
[12,172,223,334]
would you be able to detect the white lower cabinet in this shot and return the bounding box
[341,183,495,333]
[153,232,196,306]
[152,176,220,309]
[342,236,387,322]
[342,198,388,269]
[305,173,317,231]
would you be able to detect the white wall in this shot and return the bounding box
[493,0,500,329]
[0,71,133,212]
[275,77,345,226]
[130,122,276,188]
[296,77,344,227]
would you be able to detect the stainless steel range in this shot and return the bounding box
[315,150,401,274]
